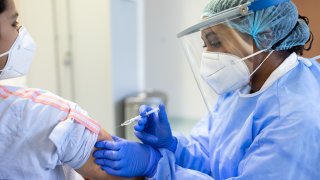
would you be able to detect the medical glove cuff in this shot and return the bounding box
[167,136,178,153]
[145,146,162,177]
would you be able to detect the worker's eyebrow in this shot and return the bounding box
[202,29,217,38]
[201,30,218,43]
[205,31,217,39]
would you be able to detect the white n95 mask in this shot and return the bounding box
[200,49,273,95]
[0,26,36,80]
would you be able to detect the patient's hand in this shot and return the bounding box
[75,129,124,180]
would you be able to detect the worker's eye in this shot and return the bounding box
[210,40,222,48]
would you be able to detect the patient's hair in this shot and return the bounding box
[0,0,7,14]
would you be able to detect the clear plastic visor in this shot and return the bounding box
[178,15,256,115]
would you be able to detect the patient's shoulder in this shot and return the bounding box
[0,86,69,111]
[0,85,100,134]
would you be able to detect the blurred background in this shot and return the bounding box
[3,0,319,140]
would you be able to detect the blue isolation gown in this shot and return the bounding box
[152,53,320,179]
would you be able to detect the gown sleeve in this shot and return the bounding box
[150,148,214,180]
[173,116,212,174]
[48,99,100,169]
[172,96,226,174]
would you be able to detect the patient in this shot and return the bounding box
[0,0,123,179]
[0,87,124,180]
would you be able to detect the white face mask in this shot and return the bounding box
[0,26,36,80]
[200,49,274,94]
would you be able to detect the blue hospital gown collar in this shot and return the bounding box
[238,52,299,98]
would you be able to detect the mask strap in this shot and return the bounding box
[0,51,10,74]
[0,51,10,58]
[0,66,16,73]
[232,49,267,65]
[250,50,274,76]
[0,68,8,73]
[241,49,267,61]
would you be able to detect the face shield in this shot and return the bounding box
[177,0,289,115]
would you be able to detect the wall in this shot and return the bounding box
[16,0,154,137]
[17,0,115,134]
[68,0,114,133]
[17,0,58,92]
[144,0,211,135]
[110,0,140,136]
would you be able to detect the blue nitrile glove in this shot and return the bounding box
[134,104,177,153]
[93,135,162,178]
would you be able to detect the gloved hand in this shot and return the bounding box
[93,136,162,178]
[134,104,177,153]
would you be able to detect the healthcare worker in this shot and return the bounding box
[0,0,124,179]
[94,0,320,179]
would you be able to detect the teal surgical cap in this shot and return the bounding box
[203,0,310,51]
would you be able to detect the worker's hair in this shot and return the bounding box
[0,0,7,14]
[286,46,304,56]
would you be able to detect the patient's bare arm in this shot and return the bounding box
[75,129,124,180]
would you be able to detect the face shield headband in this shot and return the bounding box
[177,0,291,39]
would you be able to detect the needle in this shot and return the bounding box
[121,106,160,126]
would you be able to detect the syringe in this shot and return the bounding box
[121,106,160,126]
